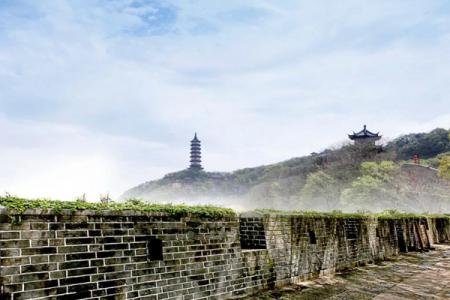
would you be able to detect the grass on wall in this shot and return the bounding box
[1,196,447,219]
[0,196,236,217]
[255,208,450,220]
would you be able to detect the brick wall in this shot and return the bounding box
[0,210,246,300]
[0,209,449,300]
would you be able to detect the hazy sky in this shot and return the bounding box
[1,0,450,200]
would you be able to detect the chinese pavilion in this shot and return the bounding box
[348,125,381,145]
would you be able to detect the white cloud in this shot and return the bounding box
[0,115,171,200]
[0,0,449,199]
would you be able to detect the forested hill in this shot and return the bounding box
[386,128,450,160]
[121,128,450,212]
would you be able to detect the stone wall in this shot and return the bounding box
[0,209,449,300]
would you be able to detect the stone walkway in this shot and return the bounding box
[243,244,450,299]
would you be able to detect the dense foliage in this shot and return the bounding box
[300,171,338,211]
[0,196,235,217]
[386,128,450,160]
[341,161,399,211]
[439,155,450,180]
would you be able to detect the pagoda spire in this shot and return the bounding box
[189,133,203,170]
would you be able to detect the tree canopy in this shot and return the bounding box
[439,155,450,180]
[386,128,450,160]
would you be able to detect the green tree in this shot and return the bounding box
[340,161,399,211]
[300,171,338,210]
[386,128,450,160]
[439,155,450,180]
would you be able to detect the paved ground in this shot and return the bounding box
[243,244,450,299]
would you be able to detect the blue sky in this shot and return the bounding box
[1,0,450,200]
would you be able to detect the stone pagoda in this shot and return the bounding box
[189,133,203,170]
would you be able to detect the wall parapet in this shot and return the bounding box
[0,209,449,300]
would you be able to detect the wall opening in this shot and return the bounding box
[396,227,407,253]
[0,284,9,300]
[345,223,358,240]
[308,230,317,244]
[148,238,163,261]
[423,219,429,230]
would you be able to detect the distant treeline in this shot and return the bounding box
[386,128,450,161]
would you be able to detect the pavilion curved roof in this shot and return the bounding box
[348,125,381,139]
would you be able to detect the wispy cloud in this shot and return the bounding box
[0,0,449,199]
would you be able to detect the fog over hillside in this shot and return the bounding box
[122,128,450,213]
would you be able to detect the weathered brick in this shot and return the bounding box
[0,266,20,276]
[98,279,126,289]
[21,231,54,239]
[103,243,128,250]
[1,256,30,266]
[67,282,97,293]
[0,239,29,249]
[96,236,122,244]
[97,250,123,258]
[98,265,124,273]
[49,254,65,263]
[0,249,20,257]
[60,275,90,285]
[49,238,65,246]
[68,267,97,277]
[21,247,56,255]
[90,258,105,267]
[50,270,66,279]
[56,230,87,238]
[21,263,57,273]
[0,231,19,239]
[105,257,130,265]
[30,223,49,230]
[57,245,88,254]
[65,222,91,230]
[57,215,88,223]
[65,237,95,245]
[13,272,49,283]
[65,252,95,261]
[59,260,90,270]
[23,279,58,290]
[30,239,49,247]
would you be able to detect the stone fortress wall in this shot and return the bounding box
[1,209,449,300]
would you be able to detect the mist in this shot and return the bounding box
[121,129,450,214]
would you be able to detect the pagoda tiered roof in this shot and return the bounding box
[189,133,203,170]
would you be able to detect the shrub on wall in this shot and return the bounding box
[0,196,235,217]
